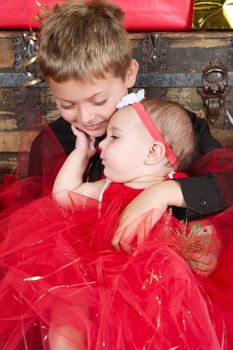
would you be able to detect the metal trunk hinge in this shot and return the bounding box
[198,58,230,124]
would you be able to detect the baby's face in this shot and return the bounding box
[99,107,152,183]
[47,73,131,138]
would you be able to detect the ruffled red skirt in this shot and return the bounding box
[0,185,233,349]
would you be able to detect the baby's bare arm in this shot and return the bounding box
[74,179,106,200]
[112,181,185,250]
[116,181,185,231]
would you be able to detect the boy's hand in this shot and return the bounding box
[189,251,218,276]
[71,125,96,159]
[112,181,185,252]
[53,127,96,194]
[187,221,222,276]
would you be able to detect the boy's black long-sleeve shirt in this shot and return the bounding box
[28,111,228,220]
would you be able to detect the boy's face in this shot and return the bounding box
[47,71,135,138]
[99,106,152,183]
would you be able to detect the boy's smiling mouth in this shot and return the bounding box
[83,122,106,130]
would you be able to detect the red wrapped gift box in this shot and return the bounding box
[0,0,193,30]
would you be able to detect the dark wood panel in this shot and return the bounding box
[0,30,232,177]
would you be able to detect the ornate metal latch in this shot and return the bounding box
[198,58,230,124]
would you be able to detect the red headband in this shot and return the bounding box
[133,102,179,170]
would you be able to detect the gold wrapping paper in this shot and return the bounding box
[193,0,233,29]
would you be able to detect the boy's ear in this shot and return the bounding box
[125,59,139,88]
[144,142,166,165]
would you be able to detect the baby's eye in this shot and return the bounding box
[110,135,118,139]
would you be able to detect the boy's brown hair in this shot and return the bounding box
[38,0,132,82]
[141,99,196,170]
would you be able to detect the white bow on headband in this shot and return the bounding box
[116,89,145,109]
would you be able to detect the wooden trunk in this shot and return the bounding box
[0,30,233,178]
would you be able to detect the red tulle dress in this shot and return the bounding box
[0,174,233,349]
[0,129,233,349]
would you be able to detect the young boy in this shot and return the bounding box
[30,0,231,274]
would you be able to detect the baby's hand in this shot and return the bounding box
[71,125,96,159]
[112,208,164,253]
[112,181,184,252]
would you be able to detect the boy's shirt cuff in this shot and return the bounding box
[173,174,224,220]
